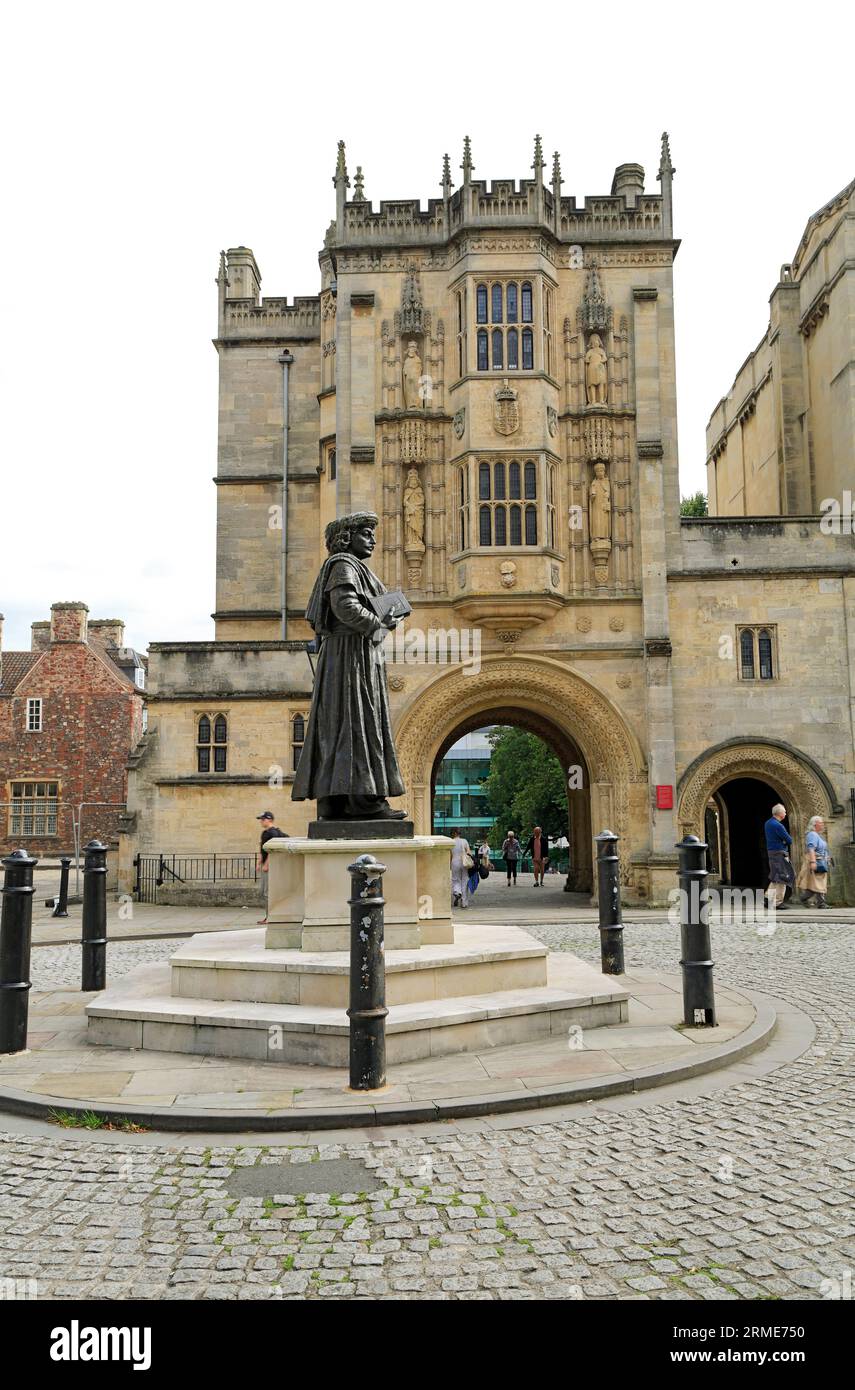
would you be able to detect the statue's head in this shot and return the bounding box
[589,333,602,348]
[593,462,606,479]
[325,511,379,558]
[406,468,420,485]
[406,341,418,356]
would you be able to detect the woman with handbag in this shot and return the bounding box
[797,815,830,908]
[450,826,474,909]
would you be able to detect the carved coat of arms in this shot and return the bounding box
[493,379,520,436]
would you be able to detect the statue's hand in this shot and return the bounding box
[382,613,400,630]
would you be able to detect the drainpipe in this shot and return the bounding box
[278,350,294,639]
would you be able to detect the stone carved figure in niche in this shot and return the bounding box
[403,468,426,554]
[589,462,611,542]
[585,332,608,405]
[402,341,423,410]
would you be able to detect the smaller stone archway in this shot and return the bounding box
[677,738,841,883]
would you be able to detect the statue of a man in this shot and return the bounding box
[402,340,423,410]
[403,468,425,552]
[585,332,608,405]
[292,513,407,821]
[589,462,611,541]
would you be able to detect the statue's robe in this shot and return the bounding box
[292,555,405,802]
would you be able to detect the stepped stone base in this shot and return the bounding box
[86,925,629,1067]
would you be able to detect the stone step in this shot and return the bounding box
[169,925,549,1008]
[87,957,629,1067]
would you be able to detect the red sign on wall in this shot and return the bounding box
[656,785,674,810]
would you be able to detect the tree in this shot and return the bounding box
[680,491,708,517]
[482,726,567,847]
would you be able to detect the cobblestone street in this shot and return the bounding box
[1,918,852,1301]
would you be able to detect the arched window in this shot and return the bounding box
[547,465,556,549]
[509,504,522,546]
[758,630,773,680]
[458,465,469,551]
[521,282,533,322]
[493,462,506,499]
[740,629,755,680]
[291,712,307,771]
[479,461,491,499]
[476,284,488,323]
[491,328,503,370]
[522,328,534,370]
[525,504,537,545]
[197,713,227,772]
[477,330,488,371]
[479,505,492,546]
[457,292,463,334]
[329,449,337,481]
[491,283,503,323]
[524,461,537,499]
[507,328,519,370]
[506,283,518,322]
[509,462,521,499]
[495,505,507,546]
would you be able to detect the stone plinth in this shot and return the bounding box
[264,835,454,951]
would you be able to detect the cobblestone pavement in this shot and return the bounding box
[1,920,852,1301]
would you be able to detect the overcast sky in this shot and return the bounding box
[1,1,851,654]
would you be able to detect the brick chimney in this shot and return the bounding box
[50,601,89,644]
[89,619,125,649]
[31,620,51,651]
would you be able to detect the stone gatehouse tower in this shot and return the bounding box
[122,140,855,905]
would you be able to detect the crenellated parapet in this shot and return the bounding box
[331,135,675,251]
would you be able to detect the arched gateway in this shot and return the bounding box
[394,655,648,894]
[677,737,842,888]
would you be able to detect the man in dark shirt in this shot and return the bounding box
[256,811,286,924]
[764,803,794,909]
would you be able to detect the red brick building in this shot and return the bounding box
[0,603,146,858]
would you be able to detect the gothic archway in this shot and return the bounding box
[394,655,647,887]
[677,738,841,875]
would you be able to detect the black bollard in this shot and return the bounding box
[676,834,716,1026]
[346,853,388,1090]
[595,829,625,975]
[81,839,108,992]
[52,856,71,918]
[0,850,37,1054]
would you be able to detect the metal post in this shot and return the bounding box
[278,348,294,639]
[52,856,71,918]
[0,849,37,1054]
[850,787,855,843]
[81,839,108,992]
[347,853,388,1090]
[676,834,716,1026]
[595,829,625,974]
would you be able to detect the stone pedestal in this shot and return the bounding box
[264,835,454,951]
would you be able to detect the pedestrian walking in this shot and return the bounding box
[450,827,474,909]
[523,826,550,886]
[796,815,831,909]
[255,811,287,924]
[501,829,521,886]
[764,803,794,910]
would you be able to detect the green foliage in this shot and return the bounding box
[482,727,567,848]
[680,491,708,517]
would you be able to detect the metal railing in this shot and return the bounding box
[134,853,258,903]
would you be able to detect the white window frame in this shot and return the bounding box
[26,698,42,732]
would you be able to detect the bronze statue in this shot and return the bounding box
[292,512,408,821]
